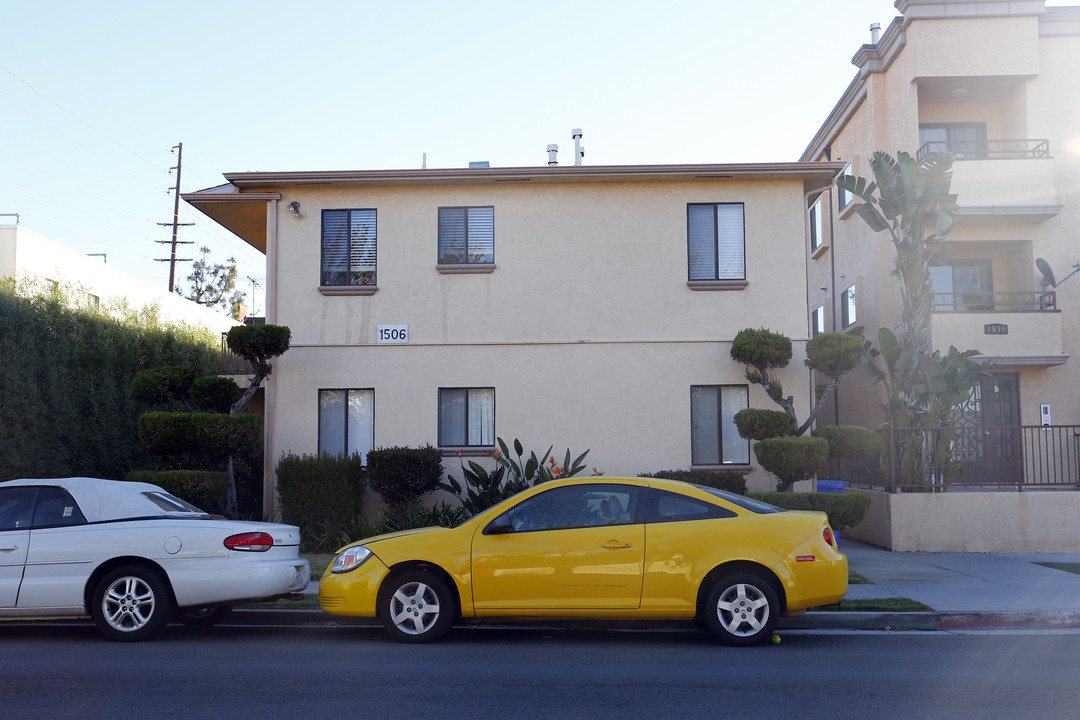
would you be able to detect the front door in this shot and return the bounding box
[953,374,1021,485]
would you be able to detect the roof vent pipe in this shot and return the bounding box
[870,23,881,44]
[572,128,584,166]
[547,144,559,166]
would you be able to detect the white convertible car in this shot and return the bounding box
[0,477,309,641]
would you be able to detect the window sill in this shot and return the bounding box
[687,280,748,291]
[689,464,752,474]
[440,446,495,458]
[842,323,864,335]
[319,285,378,296]
[437,263,496,275]
[837,201,857,221]
[811,243,829,260]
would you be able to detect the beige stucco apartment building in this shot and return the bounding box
[185,164,842,512]
[801,0,1080,550]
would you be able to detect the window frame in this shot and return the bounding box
[319,209,378,295]
[317,388,375,461]
[686,202,747,291]
[437,206,495,272]
[841,284,858,329]
[484,483,645,535]
[838,162,853,212]
[809,196,824,254]
[438,387,495,451]
[690,384,750,467]
[811,304,826,337]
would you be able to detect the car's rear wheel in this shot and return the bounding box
[177,604,233,627]
[379,570,456,643]
[90,565,174,642]
[703,572,779,646]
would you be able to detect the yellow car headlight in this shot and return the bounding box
[330,546,373,574]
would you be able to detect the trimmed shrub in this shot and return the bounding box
[124,469,231,514]
[812,425,882,460]
[753,436,830,492]
[638,468,747,495]
[226,324,291,374]
[805,332,865,378]
[731,327,793,370]
[734,408,796,441]
[747,491,872,531]
[130,366,195,405]
[275,453,365,552]
[190,376,242,413]
[138,412,261,457]
[367,445,444,511]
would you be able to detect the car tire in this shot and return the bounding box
[702,572,780,646]
[176,604,233,627]
[379,570,457,644]
[90,565,174,642]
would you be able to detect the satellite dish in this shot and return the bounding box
[1037,258,1057,288]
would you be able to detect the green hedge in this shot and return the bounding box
[0,281,219,481]
[138,412,261,457]
[124,469,231,514]
[747,491,871,531]
[638,468,747,495]
[812,425,882,460]
[367,445,444,511]
[275,453,366,552]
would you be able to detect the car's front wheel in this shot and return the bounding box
[177,604,233,627]
[703,572,780,646]
[379,570,456,643]
[90,565,174,642]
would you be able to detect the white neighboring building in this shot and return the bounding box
[0,218,239,335]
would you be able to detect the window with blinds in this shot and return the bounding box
[318,388,374,460]
[687,203,745,281]
[321,209,377,286]
[438,206,494,265]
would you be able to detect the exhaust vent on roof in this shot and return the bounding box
[469,161,490,168]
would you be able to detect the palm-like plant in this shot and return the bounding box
[837,151,958,361]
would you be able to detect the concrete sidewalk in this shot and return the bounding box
[235,539,1080,632]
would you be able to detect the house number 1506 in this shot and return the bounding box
[377,325,408,343]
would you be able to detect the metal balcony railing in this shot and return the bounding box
[932,290,1056,312]
[917,139,1050,164]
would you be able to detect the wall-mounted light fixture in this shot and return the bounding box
[288,201,301,217]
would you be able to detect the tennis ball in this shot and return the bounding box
[772,634,781,644]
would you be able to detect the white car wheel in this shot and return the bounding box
[91,565,173,642]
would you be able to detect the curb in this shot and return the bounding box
[229,608,1080,632]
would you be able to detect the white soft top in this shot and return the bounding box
[1,477,206,523]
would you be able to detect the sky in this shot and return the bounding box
[1,0,1068,316]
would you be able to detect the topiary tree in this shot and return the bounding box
[731,327,864,490]
[226,324,291,414]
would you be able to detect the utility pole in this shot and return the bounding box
[157,142,194,292]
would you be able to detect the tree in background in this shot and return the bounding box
[179,246,246,321]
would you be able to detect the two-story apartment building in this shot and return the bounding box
[184,163,841,513]
[803,0,1080,487]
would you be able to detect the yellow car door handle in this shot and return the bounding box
[602,541,631,549]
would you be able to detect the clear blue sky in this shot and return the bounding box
[4,0,1059,315]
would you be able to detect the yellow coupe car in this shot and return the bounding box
[319,477,847,645]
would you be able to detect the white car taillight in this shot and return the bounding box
[224,532,274,552]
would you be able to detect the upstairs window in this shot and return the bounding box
[812,305,825,337]
[321,209,377,287]
[809,197,823,253]
[919,123,987,160]
[838,162,853,211]
[687,203,745,283]
[438,206,494,265]
[841,284,858,328]
[439,387,495,448]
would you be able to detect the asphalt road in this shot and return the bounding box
[2,623,1079,719]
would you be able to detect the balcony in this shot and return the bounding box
[918,140,1057,207]
[930,291,1065,366]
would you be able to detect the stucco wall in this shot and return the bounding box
[845,488,1080,553]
